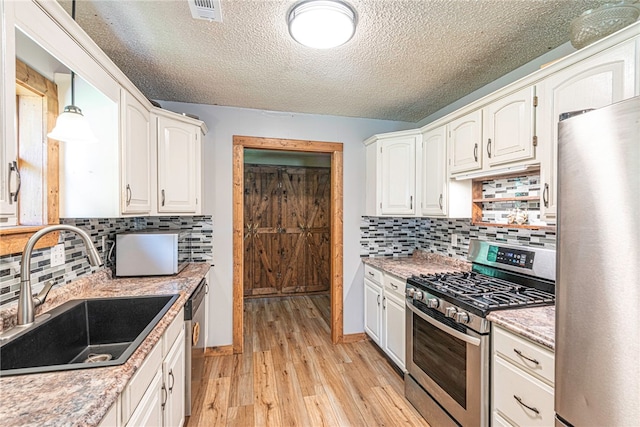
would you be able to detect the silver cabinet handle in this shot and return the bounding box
[161,189,166,206]
[487,138,492,158]
[8,161,21,204]
[514,348,540,365]
[391,283,398,290]
[513,395,540,415]
[382,296,386,309]
[473,143,478,162]
[161,384,167,410]
[125,184,132,206]
[438,194,443,210]
[368,271,375,277]
[409,195,413,210]
[377,295,380,306]
[542,183,549,208]
[168,369,175,392]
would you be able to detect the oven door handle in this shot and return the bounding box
[407,302,481,347]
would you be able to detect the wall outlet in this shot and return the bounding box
[50,243,66,267]
[451,233,458,247]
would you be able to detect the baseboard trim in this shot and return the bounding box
[339,333,368,343]
[205,345,233,356]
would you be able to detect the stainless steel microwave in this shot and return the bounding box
[115,230,190,276]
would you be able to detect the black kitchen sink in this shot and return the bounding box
[0,294,178,377]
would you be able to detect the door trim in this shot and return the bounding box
[232,135,344,353]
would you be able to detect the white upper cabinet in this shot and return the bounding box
[537,39,637,221]
[421,126,472,218]
[380,136,417,215]
[485,86,537,167]
[448,109,483,174]
[449,86,538,179]
[365,130,420,216]
[421,126,447,216]
[156,114,201,214]
[121,89,152,215]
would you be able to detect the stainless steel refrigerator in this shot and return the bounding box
[555,95,640,426]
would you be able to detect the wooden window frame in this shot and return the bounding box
[0,59,59,256]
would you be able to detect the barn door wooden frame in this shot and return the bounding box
[232,136,344,353]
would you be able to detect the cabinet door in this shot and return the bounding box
[382,291,405,371]
[380,136,416,215]
[538,40,636,220]
[126,370,164,427]
[157,116,200,214]
[121,90,151,215]
[449,109,482,174]
[164,328,186,427]
[364,278,382,345]
[485,86,536,167]
[421,126,447,216]
[0,20,18,224]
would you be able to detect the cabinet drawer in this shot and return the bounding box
[384,273,405,299]
[494,357,554,427]
[122,340,162,423]
[163,307,184,357]
[493,411,515,427]
[364,265,383,285]
[494,326,554,384]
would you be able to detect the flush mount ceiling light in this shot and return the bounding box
[288,0,356,49]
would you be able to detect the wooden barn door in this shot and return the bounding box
[244,164,330,297]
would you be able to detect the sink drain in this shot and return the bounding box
[84,353,113,363]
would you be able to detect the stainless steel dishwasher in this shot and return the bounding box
[184,278,206,416]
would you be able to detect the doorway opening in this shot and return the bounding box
[232,136,344,353]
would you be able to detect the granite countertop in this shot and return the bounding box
[487,305,555,350]
[0,263,210,427]
[362,251,471,280]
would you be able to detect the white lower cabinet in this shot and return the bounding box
[381,288,405,371]
[111,307,186,427]
[492,325,555,427]
[163,327,186,427]
[363,265,405,371]
[127,370,164,427]
[99,401,120,427]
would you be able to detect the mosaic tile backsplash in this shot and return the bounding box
[0,216,212,306]
[478,174,546,226]
[361,216,556,260]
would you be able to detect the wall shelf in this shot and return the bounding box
[471,170,556,231]
[472,196,540,203]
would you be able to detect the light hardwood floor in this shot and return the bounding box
[186,295,430,427]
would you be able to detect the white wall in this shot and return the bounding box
[159,102,413,345]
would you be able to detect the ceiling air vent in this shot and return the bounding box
[188,0,223,22]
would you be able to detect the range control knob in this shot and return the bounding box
[414,291,424,301]
[455,311,470,324]
[426,298,439,309]
[406,288,415,298]
[445,306,457,318]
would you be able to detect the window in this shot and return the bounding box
[0,59,59,256]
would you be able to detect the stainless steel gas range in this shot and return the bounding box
[405,239,556,427]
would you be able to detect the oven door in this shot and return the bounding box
[406,301,490,427]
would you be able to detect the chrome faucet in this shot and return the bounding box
[17,224,103,326]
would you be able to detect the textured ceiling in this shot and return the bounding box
[58,0,613,122]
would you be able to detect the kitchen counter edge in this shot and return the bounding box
[487,305,555,350]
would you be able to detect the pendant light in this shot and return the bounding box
[47,0,97,143]
[288,0,356,49]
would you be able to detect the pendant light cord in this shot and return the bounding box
[70,0,76,106]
